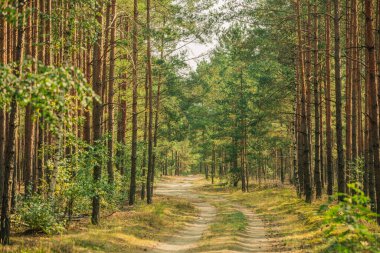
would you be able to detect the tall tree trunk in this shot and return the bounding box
[91,0,103,225]
[364,66,370,196]
[35,0,45,194]
[116,75,127,175]
[305,1,313,178]
[141,71,148,200]
[365,45,376,205]
[345,0,352,189]
[1,0,26,245]
[333,0,346,199]
[351,0,359,170]
[296,62,304,195]
[296,0,312,203]
[319,76,324,188]
[293,65,301,196]
[240,70,246,192]
[23,104,34,195]
[38,0,44,63]
[107,0,116,185]
[0,108,4,206]
[36,117,44,193]
[44,0,51,65]
[146,0,154,204]
[0,0,8,208]
[151,65,162,198]
[115,20,129,176]
[313,2,322,199]
[102,0,111,121]
[23,0,35,195]
[129,0,138,206]
[84,41,92,144]
[365,0,380,223]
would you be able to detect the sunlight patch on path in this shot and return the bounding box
[151,176,217,253]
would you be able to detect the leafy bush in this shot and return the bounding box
[18,195,65,235]
[320,183,380,252]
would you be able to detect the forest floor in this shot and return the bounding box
[2,191,198,252]
[6,175,379,252]
[2,175,279,253]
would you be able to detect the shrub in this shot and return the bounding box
[18,195,65,235]
[320,183,380,252]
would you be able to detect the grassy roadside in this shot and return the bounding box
[199,180,380,253]
[1,196,197,253]
[226,185,325,252]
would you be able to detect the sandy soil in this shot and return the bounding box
[149,176,277,253]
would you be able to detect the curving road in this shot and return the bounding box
[150,176,276,253]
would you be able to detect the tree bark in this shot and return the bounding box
[333,0,346,199]
[91,0,103,225]
[313,2,322,199]
[351,0,359,168]
[107,0,116,185]
[296,0,312,203]
[345,0,352,189]
[365,0,380,223]
[23,104,34,195]
[146,0,154,204]
[0,0,7,208]
[129,0,138,206]
[141,70,148,200]
[325,0,334,196]
[1,0,26,244]
[151,68,162,198]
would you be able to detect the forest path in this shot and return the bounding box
[151,176,217,253]
[150,175,276,253]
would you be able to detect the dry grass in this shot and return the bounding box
[0,196,197,253]
[198,180,337,252]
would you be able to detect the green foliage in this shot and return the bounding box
[320,183,380,253]
[59,137,127,214]
[18,195,65,235]
[0,60,95,133]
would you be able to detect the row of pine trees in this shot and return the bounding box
[0,0,186,244]
[294,0,380,225]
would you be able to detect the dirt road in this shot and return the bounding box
[150,176,275,253]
